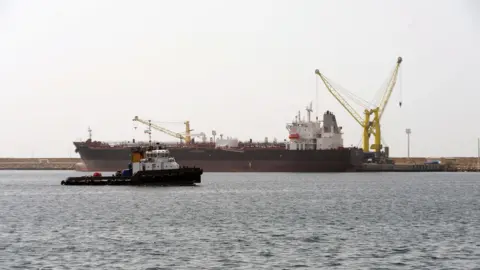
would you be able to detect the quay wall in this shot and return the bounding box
[0,157,479,171]
[0,158,81,170]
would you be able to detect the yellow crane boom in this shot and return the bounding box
[315,56,403,154]
[132,116,193,144]
[315,72,366,127]
[377,57,403,120]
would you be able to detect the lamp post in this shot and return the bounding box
[477,138,479,172]
[405,128,411,159]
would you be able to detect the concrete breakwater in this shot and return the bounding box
[0,157,479,171]
[0,158,81,170]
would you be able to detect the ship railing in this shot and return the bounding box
[87,140,165,148]
[241,143,286,148]
[86,140,289,149]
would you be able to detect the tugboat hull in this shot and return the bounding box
[131,167,202,185]
[61,167,203,186]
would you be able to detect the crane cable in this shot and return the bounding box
[398,66,403,107]
[371,65,396,109]
[318,74,375,109]
[315,74,319,120]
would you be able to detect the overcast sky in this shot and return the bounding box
[1,0,479,157]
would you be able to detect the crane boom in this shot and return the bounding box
[378,56,403,120]
[133,116,189,143]
[314,69,365,127]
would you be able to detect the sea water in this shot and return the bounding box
[0,171,479,269]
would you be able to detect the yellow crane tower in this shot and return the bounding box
[315,56,403,154]
[132,116,193,144]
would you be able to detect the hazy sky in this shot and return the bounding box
[1,0,479,157]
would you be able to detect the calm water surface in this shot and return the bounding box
[0,171,479,269]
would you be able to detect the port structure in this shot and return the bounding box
[132,116,205,144]
[315,56,403,157]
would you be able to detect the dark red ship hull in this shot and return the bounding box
[74,142,364,172]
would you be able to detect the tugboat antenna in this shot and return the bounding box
[147,120,152,145]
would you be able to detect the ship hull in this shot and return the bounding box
[74,143,364,172]
[79,159,355,172]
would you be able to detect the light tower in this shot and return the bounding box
[477,138,479,171]
[405,128,411,159]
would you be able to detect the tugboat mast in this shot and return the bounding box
[88,126,92,140]
[145,120,152,145]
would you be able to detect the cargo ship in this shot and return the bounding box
[73,103,364,172]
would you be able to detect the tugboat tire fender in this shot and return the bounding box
[61,180,65,185]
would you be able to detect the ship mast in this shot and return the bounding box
[306,102,313,122]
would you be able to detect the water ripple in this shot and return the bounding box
[0,171,479,269]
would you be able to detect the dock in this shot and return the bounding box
[0,157,479,172]
[0,158,80,170]
[358,163,447,172]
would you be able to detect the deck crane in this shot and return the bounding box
[132,116,193,144]
[314,56,403,156]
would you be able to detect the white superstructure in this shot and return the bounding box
[215,137,239,148]
[286,102,344,150]
[132,149,180,174]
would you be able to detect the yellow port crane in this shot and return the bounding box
[314,56,403,154]
[132,116,193,144]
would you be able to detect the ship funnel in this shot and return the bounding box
[323,111,340,133]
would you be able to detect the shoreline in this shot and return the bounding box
[0,158,80,171]
[0,168,75,171]
[0,157,479,172]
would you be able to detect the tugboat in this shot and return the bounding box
[61,145,203,186]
